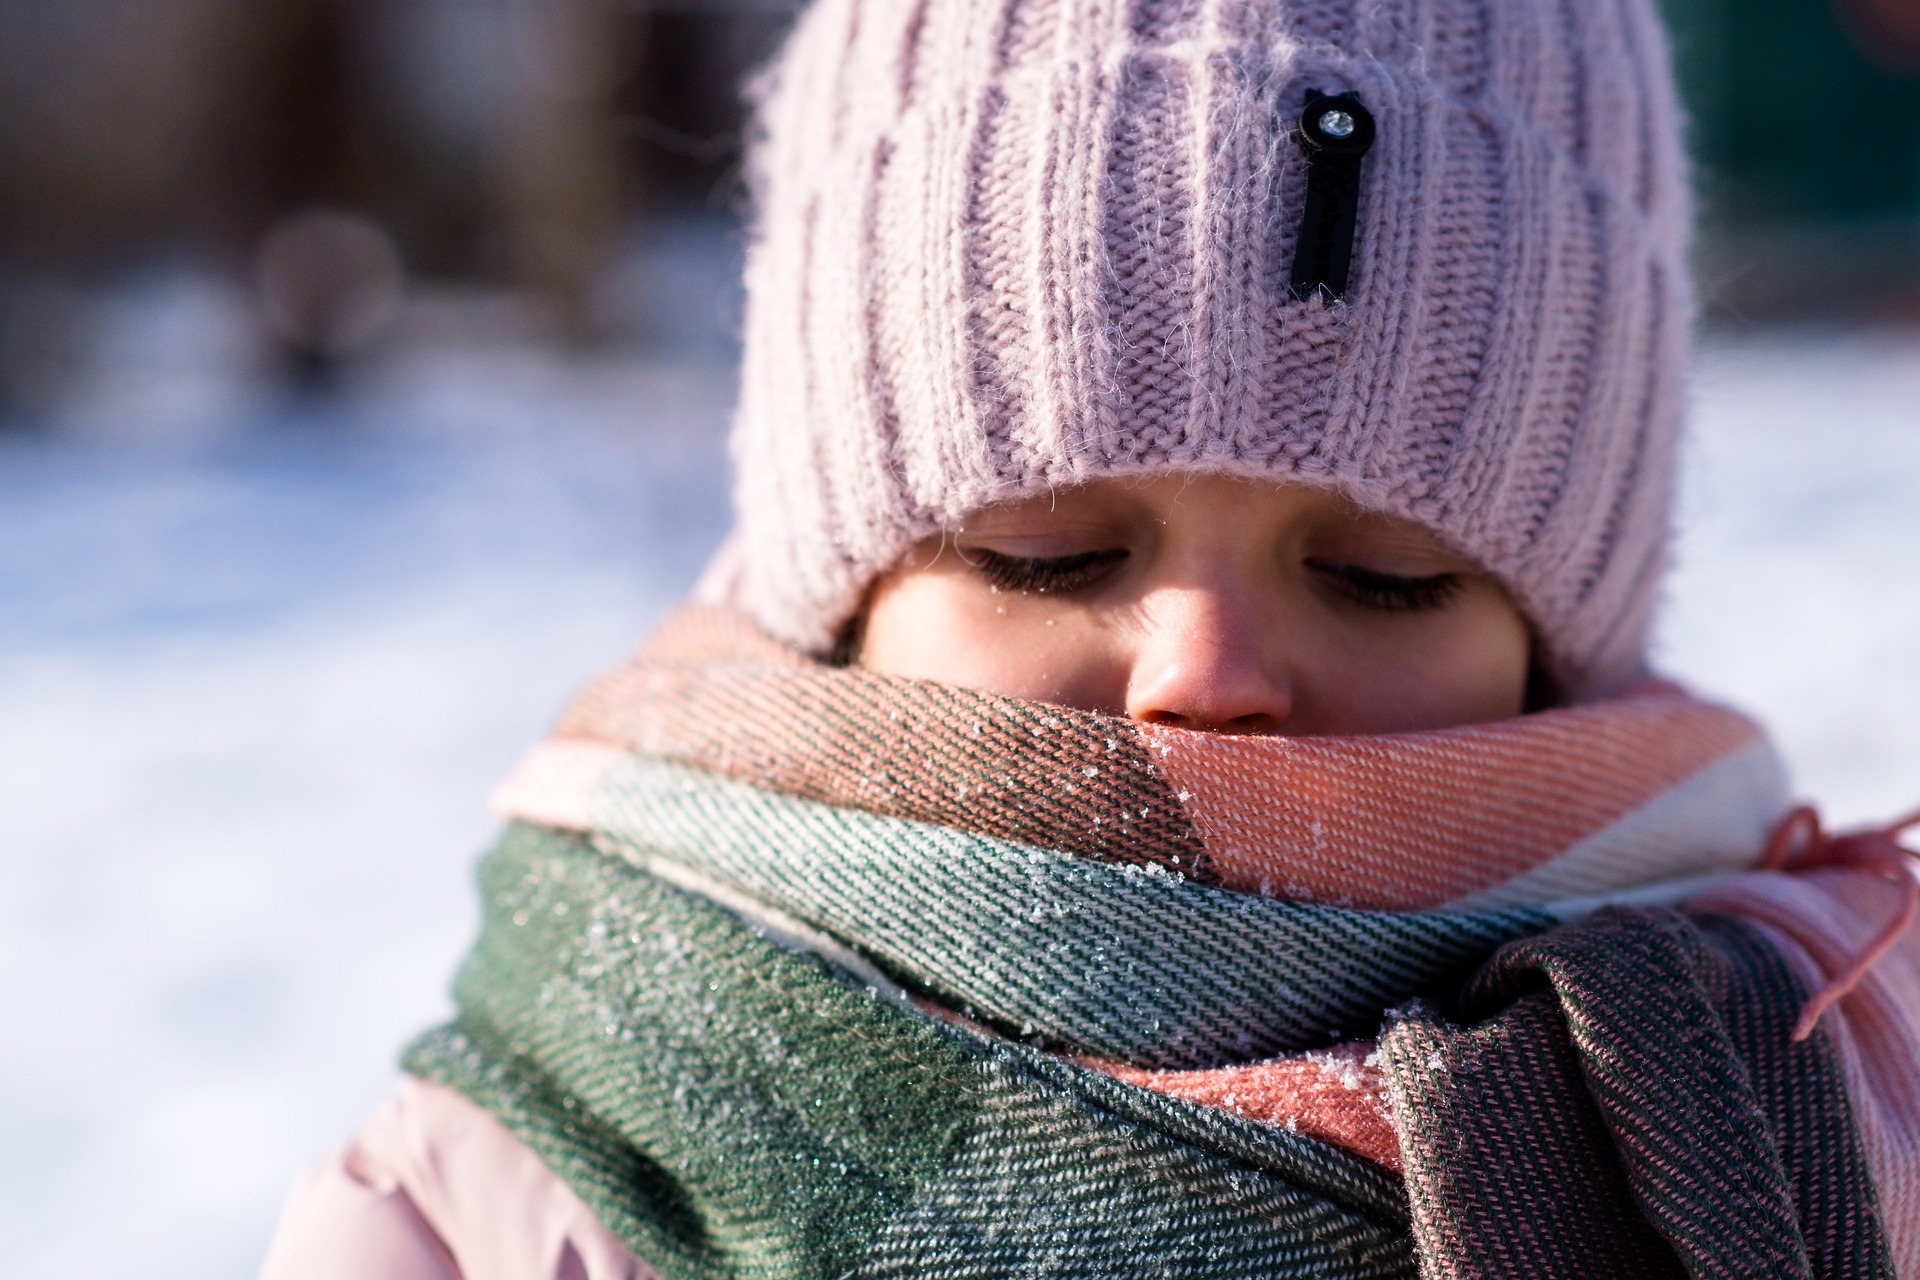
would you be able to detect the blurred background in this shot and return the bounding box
[1,1,1917,1275]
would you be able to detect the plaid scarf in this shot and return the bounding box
[406,606,1896,1279]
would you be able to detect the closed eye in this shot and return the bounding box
[1307,560,1462,612]
[964,548,1129,595]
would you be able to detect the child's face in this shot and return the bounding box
[859,474,1532,736]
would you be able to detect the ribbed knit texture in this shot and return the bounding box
[730,0,1692,698]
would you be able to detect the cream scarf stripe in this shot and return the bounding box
[498,748,1545,1069]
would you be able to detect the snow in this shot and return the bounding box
[1658,331,1920,825]
[2,294,1918,1276]
[1,336,734,1278]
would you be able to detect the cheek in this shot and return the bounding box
[1313,595,1532,731]
[860,572,1125,707]
[1428,615,1531,722]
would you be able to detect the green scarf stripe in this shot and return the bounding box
[582,757,1548,1069]
[406,824,1418,1280]
[414,681,1896,1277]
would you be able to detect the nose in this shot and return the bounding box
[1123,584,1292,734]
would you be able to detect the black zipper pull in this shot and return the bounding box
[1288,90,1376,302]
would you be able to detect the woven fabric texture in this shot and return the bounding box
[408,824,1886,1277]
[404,607,1908,1278]
[730,0,1692,699]
[410,823,1420,1280]
[511,606,1786,913]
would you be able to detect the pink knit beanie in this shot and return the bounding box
[728,0,1692,701]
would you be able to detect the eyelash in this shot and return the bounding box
[1307,561,1463,612]
[966,548,1129,595]
[962,548,1461,611]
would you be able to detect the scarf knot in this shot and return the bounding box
[1763,804,1920,1040]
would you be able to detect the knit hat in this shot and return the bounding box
[728,0,1691,701]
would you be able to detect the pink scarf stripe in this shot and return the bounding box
[1693,869,1920,1276]
[496,606,1920,1214]
[1144,689,1779,909]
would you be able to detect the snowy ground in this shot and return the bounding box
[2,288,1918,1277]
[1659,331,1920,823]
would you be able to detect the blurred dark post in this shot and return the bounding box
[613,2,799,210]
[0,0,250,414]
[0,0,235,268]
[0,0,808,406]
[498,0,632,343]
[210,0,413,385]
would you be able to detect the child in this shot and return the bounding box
[261,0,1920,1275]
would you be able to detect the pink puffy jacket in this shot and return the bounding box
[258,1078,653,1280]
